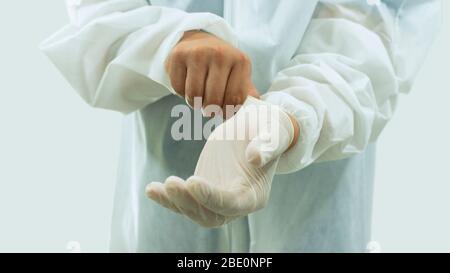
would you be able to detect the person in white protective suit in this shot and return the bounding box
[41,0,441,252]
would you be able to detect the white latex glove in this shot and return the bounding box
[146,97,295,227]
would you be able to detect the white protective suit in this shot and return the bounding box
[41,0,441,252]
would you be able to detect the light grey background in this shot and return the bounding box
[0,1,448,252]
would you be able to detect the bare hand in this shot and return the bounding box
[166,30,259,114]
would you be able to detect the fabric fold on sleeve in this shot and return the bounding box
[41,0,237,113]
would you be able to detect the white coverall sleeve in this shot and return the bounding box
[40,0,236,113]
[263,0,441,173]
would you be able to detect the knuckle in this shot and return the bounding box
[237,52,250,66]
[189,47,206,62]
[211,46,227,63]
[186,84,202,98]
[205,96,223,107]
[170,48,187,62]
[188,45,229,65]
[225,94,244,106]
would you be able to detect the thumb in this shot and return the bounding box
[245,110,295,167]
[245,131,287,167]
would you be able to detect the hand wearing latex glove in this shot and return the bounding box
[146,97,297,227]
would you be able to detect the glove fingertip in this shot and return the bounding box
[165,176,185,184]
[145,182,161,199]
[164,176,185,193]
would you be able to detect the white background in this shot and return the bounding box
[0,1,449,252]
